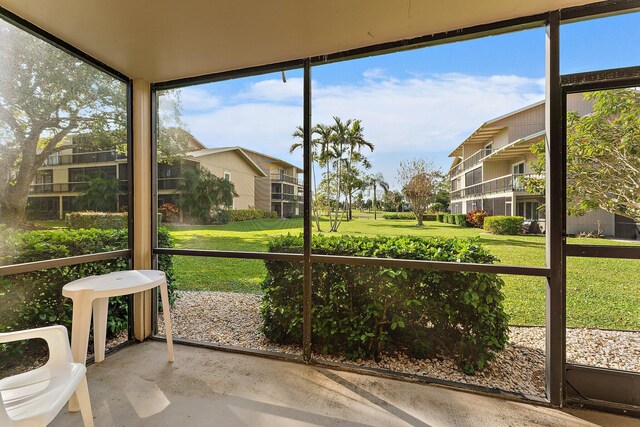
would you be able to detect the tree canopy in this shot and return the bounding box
[525,89,640,222]
[178,167,237,224]
[397,159,440,226]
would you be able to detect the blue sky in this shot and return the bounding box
[162,12,640,191]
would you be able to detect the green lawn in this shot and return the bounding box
[167,214,640,330]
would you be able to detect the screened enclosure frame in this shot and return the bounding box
[0,0,629,414]
[150,2,640,414]
[559,65,640,412]
[0,7,136,344]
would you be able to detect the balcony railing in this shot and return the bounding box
[272,193,302,202]
[42,150,124,166]
[450,174,541,200]
[448,148,489,179]
[29,180,128,194]
[157,178,182,190]
[271,173,299,185]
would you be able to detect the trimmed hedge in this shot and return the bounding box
[382,212,436,221]
[226,209,278,222]
[261,234,509,373]
[484,216,524,235]
[436,213,445,222]
[452,214,470,227]
[66,212,127,229]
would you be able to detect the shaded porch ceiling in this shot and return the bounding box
[0,0,599,83]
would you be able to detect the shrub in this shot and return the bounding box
[382,212,436,221]
[436,213,445,222]
[444,214,455,224]
[226,209,276,222]
[484,216,524,235]
[66,212,127,229]
[159,203,180,223]
[261,234,509,373]
[430,202,447,213]
[264,211,278,219]
[466,210,488,228]
[453,214,469,227]
[0,228,176,338]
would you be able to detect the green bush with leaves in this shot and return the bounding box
[261,234,509,373]
[0,228,175,338]
[452,214,469,227]
[382,212,436,221]
[436,213,445,222]
[483,216,524,235]
[66,211,128,229]
[226,209,276,222]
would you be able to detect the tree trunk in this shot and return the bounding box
[416,211,424,227]
[373,183,377,220]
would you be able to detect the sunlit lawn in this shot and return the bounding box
[166,213,640,329]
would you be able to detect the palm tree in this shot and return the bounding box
[342,119,374,221]
[74,175,120,212]
[178,167,236,224]
[290,124,333,231]
[366,173,389,220]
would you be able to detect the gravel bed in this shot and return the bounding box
[158,290,640,397]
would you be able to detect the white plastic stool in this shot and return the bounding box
[62,270,174,411]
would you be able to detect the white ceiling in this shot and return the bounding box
[0,0,600,83]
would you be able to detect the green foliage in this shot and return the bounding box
[0,228,175,340]
[178,167,237,224]
[66,212,127,229]
[382,212,436,221]
[525,89,640,222]
[73,176,120,212]
[430,201,447,213]
[484,216,524,235]
[227,209,276,222]
[466,210,488,228]
[443,213,457,224]
[436,213,445,222]
[261,234,509,373]
[452,214,469,227]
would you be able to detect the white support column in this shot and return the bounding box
[132,78,153,341]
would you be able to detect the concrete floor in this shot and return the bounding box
[51,341,640,427]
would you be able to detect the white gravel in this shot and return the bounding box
[158,290,640,398]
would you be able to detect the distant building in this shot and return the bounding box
[28,132,302,219]
[447,94,637,238]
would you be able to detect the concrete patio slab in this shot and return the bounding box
[51,341,639,427]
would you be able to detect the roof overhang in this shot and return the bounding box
[483,130,546,162]
[448,126,506,157]
[187,147,268,178]
[0,1,600,83]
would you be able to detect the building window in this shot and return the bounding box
[224,172,231,181]
[484,143,493,156]
[513,162,525,175]
[517,201,539,221]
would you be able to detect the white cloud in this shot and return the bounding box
[177,72,545,179]
[180,86,222,111]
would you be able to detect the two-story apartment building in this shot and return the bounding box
[447,94,634,238]
[28,133,303,220]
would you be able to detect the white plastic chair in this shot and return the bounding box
[0,325,94,427]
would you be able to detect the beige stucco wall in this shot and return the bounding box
[566,209,616,236]
[195,151,259,210]
[491,129,510,151]
[482,160,510,181]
